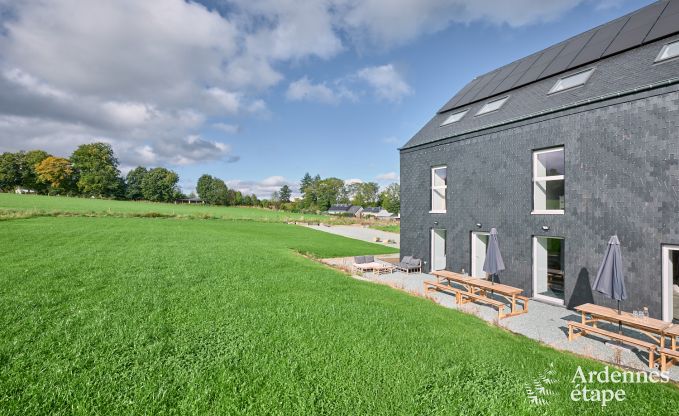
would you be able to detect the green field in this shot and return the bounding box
[0,196,677,414]
[369,224,400,233]
[0,193,327,222]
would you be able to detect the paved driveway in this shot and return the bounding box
[301,224,399,248]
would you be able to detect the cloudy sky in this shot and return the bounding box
[0,0,653,196]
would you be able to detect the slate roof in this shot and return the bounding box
[402,0,679,150]
[328,204,363,214]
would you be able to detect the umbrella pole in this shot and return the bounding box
[617,300,623,347]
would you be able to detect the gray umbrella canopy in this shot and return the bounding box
[483,228,505,283]
[592,235,627,304]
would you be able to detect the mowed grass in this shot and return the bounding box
[0,193,327,222]
[369,224,400,234]
[1,216,677,415]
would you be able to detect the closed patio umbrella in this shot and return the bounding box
[592,235,627,339]
[483,228,505,286]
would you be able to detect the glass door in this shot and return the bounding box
[431,229,447,271]
[471,232,489,278]
[533,236,565,304]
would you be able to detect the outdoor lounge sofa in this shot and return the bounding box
[395,256,422,274]
[351,256,382,274]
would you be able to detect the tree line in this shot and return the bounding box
[265,173,400,214]
[0,143,182,202]
[0,144,399,212]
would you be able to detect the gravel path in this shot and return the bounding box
[300,224,399,248]
[322,256,679,381]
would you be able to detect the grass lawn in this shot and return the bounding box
[369,224,400,233]
[0,204,677,414]
[0,193,327,222]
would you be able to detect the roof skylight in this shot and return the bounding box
[476,96,509,115]
[548,68,594,94]
[440,109,468,126]
[656,40,679,63]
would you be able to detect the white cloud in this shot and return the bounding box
[286,77,340,104]
[376,171,399,182]
[357,64,412,102]
[285,76,359,104]
[0,0,624,166]
[344,178,364,185]
[336,0,612,48]
[226,176,298,198]
[212,123,241,134]
[288,64,412,105]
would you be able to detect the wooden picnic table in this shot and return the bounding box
[431,270,529,318]
[574,303,671,347]
[665,324,679,349]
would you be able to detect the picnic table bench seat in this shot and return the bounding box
[459,290,507,319]
[568,322,657,367]
[660,347,679,372]
[423,280,462,303]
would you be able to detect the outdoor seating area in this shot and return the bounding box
[427,270,529,319]
[394,256,422,274]
[351,255,395,276]
[567,302,679,371]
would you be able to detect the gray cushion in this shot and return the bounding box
[408,258,421,267]
[365,255,374,263]
[354,256,366,264]
[402,256,413,264]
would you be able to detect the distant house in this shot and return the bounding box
[175,197,204,204]
[14,188,35,195]
[362,207,397,220]
[327,204,363,216]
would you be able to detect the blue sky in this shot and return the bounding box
[0,0,654,197]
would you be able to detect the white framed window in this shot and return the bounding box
[656,40,679,63]
[431,166,447,213]
[440,109,468,126]
[532,147,564,214]
[476,96,509,116]
[548,68,594,94]
[533,236,565,305]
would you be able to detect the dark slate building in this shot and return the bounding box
[400,0,679,321]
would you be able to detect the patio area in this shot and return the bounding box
[322,255,679,381]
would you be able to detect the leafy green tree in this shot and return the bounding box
[126,166,147,200]
[379,183,400,214]
[0,152,20,192]
[316,177,345,210]
[141,167,179,202]
[18,150,50,193]
[234,191,244,206]
[196,174,230,205]
[196,174,214,202]
[352,182,380,207]
[300,174,321,208]
[70,143,122,197]
[35,156,75,194]
[279,184,292,203]
[300,173,312,194]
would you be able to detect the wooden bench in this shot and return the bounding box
[660,348,679,372]
[568,322,657,368]
[423,280,461,303]
[459,290,506,319]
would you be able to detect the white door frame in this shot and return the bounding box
[661,245,679,322]
[471,231,489,278]
[431,229,447,272]
[532,236,565,305]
